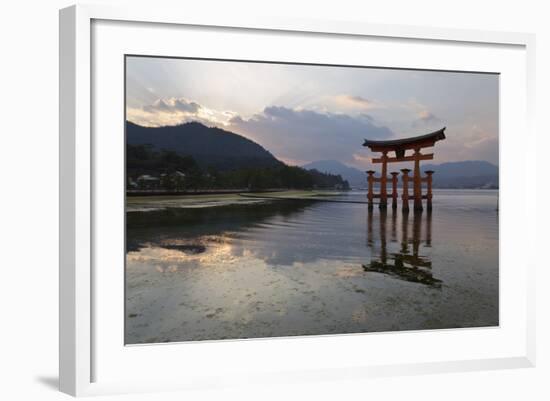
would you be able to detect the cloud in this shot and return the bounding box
[127,98,498,167]
[398,99,443,130]
[435,124,498,165]
[173,98,201,113]
[126,97,235,128]
[328,94,384,112]
[142,97,201,114]
[409,107,442,128]
[228,106,394,168]
[417,110,439,123]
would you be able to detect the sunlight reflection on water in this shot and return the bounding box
[125,189,498,344]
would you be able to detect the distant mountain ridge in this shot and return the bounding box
[126,121,282,171]
[421,160,498,189]
[303,159,498,189]
[302,160,366,188]
[421,160,497,176]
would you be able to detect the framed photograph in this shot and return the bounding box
[60,4,536,396]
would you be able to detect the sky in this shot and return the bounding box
[126,56,499,169]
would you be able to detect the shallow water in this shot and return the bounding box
[125,190,498,344]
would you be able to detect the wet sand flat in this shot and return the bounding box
[125,189,498,344]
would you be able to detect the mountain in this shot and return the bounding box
[421,160,498,189]
[303,159,499,189]
[126,121,282,171]
[302,160,366,188]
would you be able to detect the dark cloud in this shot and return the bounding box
[229,106,394,166]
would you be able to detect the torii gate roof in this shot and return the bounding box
[363,127,446,153]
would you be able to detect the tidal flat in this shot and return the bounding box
[125,189,498,344]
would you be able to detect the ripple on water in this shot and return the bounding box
[126,190,499,343]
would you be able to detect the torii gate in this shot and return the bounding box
[363,127,446,212]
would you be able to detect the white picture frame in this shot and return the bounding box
[59,4,536,397]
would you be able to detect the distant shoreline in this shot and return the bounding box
[126,188,328,197]
[126,187,497,198]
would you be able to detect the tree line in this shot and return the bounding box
[127,144,350,191]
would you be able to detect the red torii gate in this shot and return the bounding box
[363,128,446,212]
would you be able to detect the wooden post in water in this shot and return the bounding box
[401,209,409,254]
[401,168,411,212]
[425,170,434,211]
[413,148,423,212]
[412,209,422,257]
[391,172,399,210]
[391,207,397,242]
[425,208,432,247]
[366,170,375,210]
[379,151,388,209]
[379,209,387,264]
[367,208,373,246]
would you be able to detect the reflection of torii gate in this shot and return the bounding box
[363,209,441,288]
[363,128,446,212]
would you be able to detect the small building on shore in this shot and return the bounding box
[137,174,161,190]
